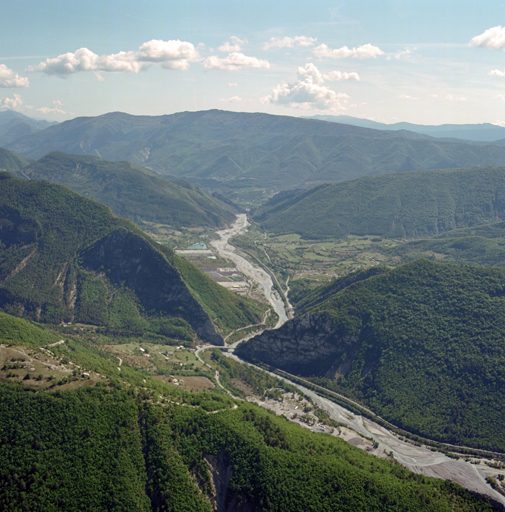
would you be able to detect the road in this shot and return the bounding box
[208,214,505,505]
[211,214,287,329]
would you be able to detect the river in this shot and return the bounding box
[209,214,505,505]
[210,214,287,329]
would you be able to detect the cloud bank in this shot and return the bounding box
[30,39,201,76]
[0,64,29,88]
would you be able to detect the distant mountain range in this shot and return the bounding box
[0,109,58,147]
[5,110,505,202]
[13,150,236,228]
[253,165,505,238]
[303,115,505,143]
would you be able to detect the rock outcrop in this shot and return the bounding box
[236,312,356,375]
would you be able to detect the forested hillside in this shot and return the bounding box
[237,259,505,452]
[14,151,235,228]
[0,313,498,512]
[5,110,505,202]
[386,221,505,267]
[0,147,31,173]
[254,166,505,238]
[0,173,263,341]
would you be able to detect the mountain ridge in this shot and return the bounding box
[5,110,505,202]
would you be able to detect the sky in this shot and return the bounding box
[1,0,505,126]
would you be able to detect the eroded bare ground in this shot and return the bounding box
[245,380,505,505]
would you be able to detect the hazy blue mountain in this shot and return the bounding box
[304,114,505,143]
[0,109,58,146]
[6,110,505,202]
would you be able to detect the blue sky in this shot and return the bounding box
[1,0,505,125]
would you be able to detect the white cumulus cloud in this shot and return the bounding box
[0,93,24,109]
[398,94,418,100]
[263,36,317,50]
[203,52,270,71]
[323,70,360,81]
[219,96,243,103]
[218,36,246,53]
[490,69,505,77]
[469,26,505,49]
[261,63,351,111]
[36,100,66,115]
[0,64,29,88]
[313,43,384,59]
[29,40,201,76]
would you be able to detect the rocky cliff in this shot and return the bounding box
[236,312,357,375]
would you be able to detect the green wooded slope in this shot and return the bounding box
[0,147,31,172]
[0,173,262,341]
[238,259,505,451]
[15,151,235,228]
[0,383,497,512]
[254,166,505,238]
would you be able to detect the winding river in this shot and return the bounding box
[210,214,287,329]
[209,214,505,505]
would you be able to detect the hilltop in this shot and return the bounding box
[0,173,264,342]
[14,151,235,228]
[237,259,505,452]
[0,147,31,172]
[253,166,505,238]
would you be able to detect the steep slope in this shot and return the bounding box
[14,151,235,228]
[5,110,505,201]
[1,382,497,512]
[237,259,505,452]
[0,173,263,342]
[254,166,505,238]
[0,147,31,172]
